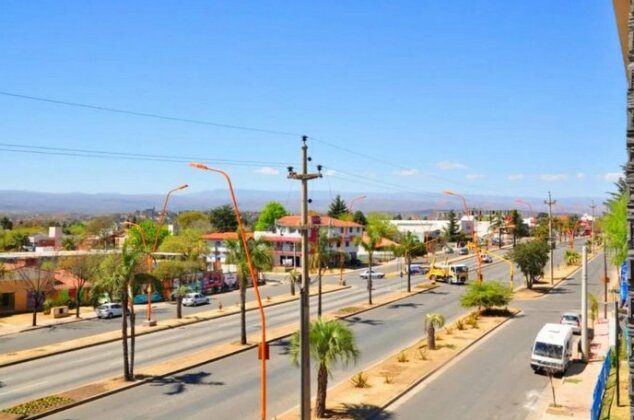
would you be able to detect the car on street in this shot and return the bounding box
[560,312,581,334]
[96,302,124,319]
[481,254,493,263]
[133,291,164,305]
[182,293,210,307]
[360,270,385,279]
[408,264,429,275]
[458,248,469,255]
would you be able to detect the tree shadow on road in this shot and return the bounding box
[343,317,383,326]
[149,371,224,395]
[329,403,394,419]
[388,303,422,309]
[273,338,292,356]
[425,290,449,295]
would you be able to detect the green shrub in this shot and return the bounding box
[396,351,409,363]
[350,372,370,388]
[460,282,513,311]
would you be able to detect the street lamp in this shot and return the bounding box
[348,195,366,213]
[515,199,535,227]
[190,162,268,420]
[443,190,483,283]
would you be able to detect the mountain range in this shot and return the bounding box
[0,190,606,216]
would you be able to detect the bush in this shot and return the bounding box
[460,282,513,311]
[350,372,370,388]
[455,319,465,330]
[397,351,409,363]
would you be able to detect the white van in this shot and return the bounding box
[530,323,573,374]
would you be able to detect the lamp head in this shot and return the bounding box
[189,162,208,170]
[176,183,189,190]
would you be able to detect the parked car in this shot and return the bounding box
[96,302,123,319]
[560,312,581,334]
[481,254,493,263]
[408,265,429,275]
[360,270,385,279]
[458,248,469,255]
[182,293,210,307]
[133,291,164,305]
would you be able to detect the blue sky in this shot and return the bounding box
[0,1,626,201]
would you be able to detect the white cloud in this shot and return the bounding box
[539,174,568,182]
[466,173,484,180]
[322,169,336,176]
[576,172,585,180]
[603,172,623,182]
[255,166,279,176]
[507,174,525,181]
[396,168,420,176]
[436,161,466,171]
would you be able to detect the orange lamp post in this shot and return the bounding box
[190,162,268,420]
[515,199,535,228]
[443,190,483,282]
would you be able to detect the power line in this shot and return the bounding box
[0,91,301,137]
[0,90,467,187]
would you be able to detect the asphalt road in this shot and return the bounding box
[385,251,605,420]
[44,243,580,419]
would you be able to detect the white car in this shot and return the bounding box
[560,312,581,334]
[182,293,210,307]
[96,303,124,319]
[360,270,385,279]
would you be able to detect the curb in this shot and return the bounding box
[0,285,351,368]
[375,310,520,417]
[6,282,440,419]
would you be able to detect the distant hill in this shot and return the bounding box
[0,189,605,215]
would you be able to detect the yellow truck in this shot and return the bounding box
[426,258,469,284]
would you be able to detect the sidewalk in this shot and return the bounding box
[0,306,99,336]
[531,318,610,420]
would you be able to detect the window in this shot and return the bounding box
[0,293,15,312]
[345,241,350,247]
[533,342,563,359]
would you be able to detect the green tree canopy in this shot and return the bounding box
[508,239,550,289]
[460,282,513,311]
[158,228,208,260]
[443,210,462,242]
[327,195,349,219]
[603,192,627,267]
[209,204,238,232]
[1,216,13,230]
[352,210,367,225]
[255,201,289,231]
[176,211,212,231]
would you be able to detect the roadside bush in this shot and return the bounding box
[350,372,370,388]
[455,319,465,330]
[460,282,513,312]
[466,313,479,329]
[397,351,409,363]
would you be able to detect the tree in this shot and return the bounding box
[290,319,359,418]
[85,216,116,250]
[460,282,513,312]
[509,240,550,289]
[15,261,56,327]
[173,285,190,319]
[442,210,462,242]
[589,293,599,328]
[357,213,397,305]
[311,231,336,317]
[509,209,528,247]
[1,216,13,230]
[604,165,626,208]
[489,212,504,248]
[327,195,348,219]
[176,211,211,231]
[288,269,299,296]
[225,237,272,345]
[603,193,627,268]
[90,253,124,306]
[255,201,289,231]
[352,210,367,226]
[58,254,103,318]
[118,245,142,380]
[209,204,239,232]
[159,228,208,260]
[62,236,77,250]
[393,232,426,292]
[426,313,445,350]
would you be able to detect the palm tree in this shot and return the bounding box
[489,212,504,248]
[225,237,272,345]
[393,232,425,292]
[290,319,359,418]
[311,231,336,317]
[358,234,380,305]
[426,313,445,350]
[117,245,142,381]
[288,269,298,296]
[174,285,190,319]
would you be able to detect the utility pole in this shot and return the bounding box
[590,200,596,242]
[544,192,556,285]
[581,246,589,362]
[287,136,322,420]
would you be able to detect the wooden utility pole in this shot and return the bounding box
[287,136,322,420]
